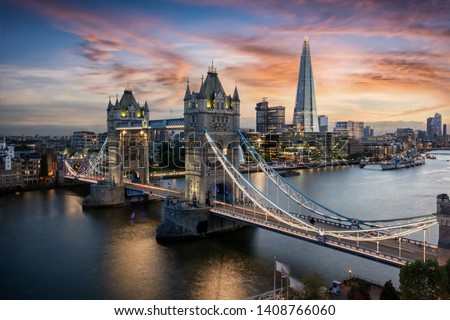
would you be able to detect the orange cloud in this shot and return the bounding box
[2,0,449,134]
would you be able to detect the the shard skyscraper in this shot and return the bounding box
[292,36,319,132]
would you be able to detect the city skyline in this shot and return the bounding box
[1,0,450,135]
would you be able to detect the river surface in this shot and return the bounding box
[1,151,449,299]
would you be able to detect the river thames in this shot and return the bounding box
[1,151,449,299]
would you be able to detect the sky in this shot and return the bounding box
[1,0,449,136]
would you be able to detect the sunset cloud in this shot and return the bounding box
[0,0,449,135]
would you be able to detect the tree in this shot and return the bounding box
[347,279,371,300]
[302,273,327,300]
[399,259,448,299]
[380,280,399,300]
[444,258,450,297]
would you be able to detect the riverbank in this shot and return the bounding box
[0,181,88,194]
[2,161,358,194]
[242,160,358,174]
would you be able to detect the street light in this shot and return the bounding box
[348,268,352,280]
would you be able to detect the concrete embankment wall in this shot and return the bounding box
[156,205,243,242]
[82,185,125,208]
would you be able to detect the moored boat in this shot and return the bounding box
[360,152,426,171]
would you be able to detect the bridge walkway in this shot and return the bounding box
[124,182,183,199]
[211,202,437,267]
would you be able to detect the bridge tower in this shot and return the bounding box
[106,87,150,185]
[184,63,241,206]
[437,193,450,265]
[83,87,149,208]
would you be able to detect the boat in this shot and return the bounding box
[361,163,382,170]
[360,152,426,171]
[380,157,425,170]
[278,170,301,177]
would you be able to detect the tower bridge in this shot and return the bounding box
[62,63,450,267]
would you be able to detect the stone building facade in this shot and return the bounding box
[183,64,240,205]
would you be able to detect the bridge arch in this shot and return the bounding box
[207,181,233,205]
[73,162,87,173]
[124,170,141,183]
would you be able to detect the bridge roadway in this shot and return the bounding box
[64,175,183,198]
[64,175,104,183]
[210,201,437,267]
[123,182,183,198]
[64,175,437,266]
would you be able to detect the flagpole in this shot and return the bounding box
[286,276,289,300]
[273,256,276,295]
[280,272,283,299]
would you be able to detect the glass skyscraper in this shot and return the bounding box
[292,36,319,132]
[427,113,442,137]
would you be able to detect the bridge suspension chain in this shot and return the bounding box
[205,130,319,233]
[64,138,109,180]
[207,130,437,242]
[237,130,436,230]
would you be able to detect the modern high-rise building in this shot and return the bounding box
[427,113,442,137]
[426,117,432,136]
[255,98,285,133]
[333,121,364,141]
[256,99,269,133]
[364,125,374,137]
[0,139,14,171]
[318,115,328,133]
[292,36,319,133]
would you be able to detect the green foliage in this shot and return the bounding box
[301,273,326,300]
[444,258,450,296]
[399,259,448,300]
[379,280,400,300]
[347,279,371,300]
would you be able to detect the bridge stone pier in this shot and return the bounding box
[437,193,450,265]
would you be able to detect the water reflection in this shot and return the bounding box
[0,152,448,299]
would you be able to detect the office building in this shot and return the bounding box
[427,113,442,137]
[255,98,285,133]
[333,121,364,141]
[364,126,374,137]
[318,115,328,133]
